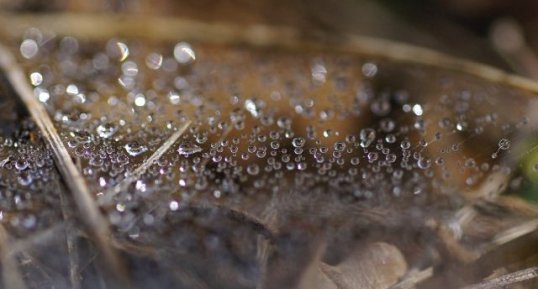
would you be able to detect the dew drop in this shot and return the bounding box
[145,52,163,70]
[498,138,511,150]
[124,142,148,156]
[30,72,43,86]
[360,128,376,148]
[417,158,431,169]
[247,164,260,175]
[361,62,378,78]
[174,42,196,64]
[20,39,38,59]
[292,137,305,148]
[116,42,129,61]
[177,142,202,156]
[96,123,118,138]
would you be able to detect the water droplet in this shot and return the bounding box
[134,94,146,107]
[145,52,163,70]
[124,142,148,156]
[116,42,129,61]
[371,99,391,116]
[174,42,196,64]
[34,87,50,103]
[311,63,327,83]
[96,123,118,138]
[417,158,431,169]
[498,138,511,150]
[362,62,378,78]
[292,137,305,148]
[400,140,411,150]
[360,128,376,148]
[20,39,38,59]
[367,152,378,163]
[177,142,202,156]
[334,142,346,151]
[245,99,262,118]
[29,72,43,86]
[247,164,260,175]
[169,200,179,211]
[122,61,138,76]
[412,104,424,116]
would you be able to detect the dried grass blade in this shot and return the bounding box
[0,43,127,284]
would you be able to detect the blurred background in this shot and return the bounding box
[2,0,538,73]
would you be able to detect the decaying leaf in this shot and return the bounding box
[0,3,537,289]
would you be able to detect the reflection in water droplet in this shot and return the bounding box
[116,42,129,61]
[96,123,118,138]
[360,128,376,148]
[498,138,511,150]
[124,142,148,156]
[20,39,39,59]
[417,158,431,169]
[177,142,202,156]
[362,62,377,78]
[30,72,43,86]
[145,52,163,70]
[174,42,196,64]
[292,137,305,148]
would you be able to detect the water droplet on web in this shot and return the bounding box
[244,99,262,118]
[367,152,378,163]
[360,128,376,148]
[145,52,163,70]
[292,137,305,148]
[456,121,467,132]
[417,158,431,169]
[498,138,511,150]
[96,123,118,138]
[361,62,378,78]
[20,39,38,59]
[134,94,147,107]
[334,142,346,151]
[116,42,129,62]
[247,164,260,175]
[15,160,29,171]
[400,140,411,150]
[29,72,43,86]
[124,142,148,156]
[122,61,139,76]
[169,200,179,211]
[412,104,424,116]
[311,62,327,83]
[34,87,50,103]
[177,142,202,156]
[174,42,196,64]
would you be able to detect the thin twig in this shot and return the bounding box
[0,43,127,284]
[459,266,538,289]
[101,120,191,204]
[0,225,27,289]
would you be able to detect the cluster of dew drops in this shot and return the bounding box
[0,116,62,233]
[12,27,534,234]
